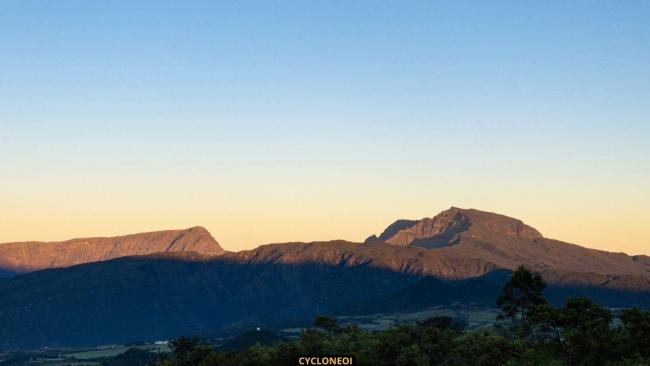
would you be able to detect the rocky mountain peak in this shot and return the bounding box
[366,207,543,248]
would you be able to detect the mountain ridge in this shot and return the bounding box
[0,226,225,275]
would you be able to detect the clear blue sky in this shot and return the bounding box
[1,1,649,253]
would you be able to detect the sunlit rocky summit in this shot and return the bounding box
[365,207,650,280]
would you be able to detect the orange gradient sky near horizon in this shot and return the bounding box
[2,168,649,255]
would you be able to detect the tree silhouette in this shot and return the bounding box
[314,315,340,333]
[496,265,547,337]
[561,297,614,365]
[620,308,650,358]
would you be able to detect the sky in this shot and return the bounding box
[1,1,649,254]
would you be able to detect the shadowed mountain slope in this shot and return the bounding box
[1,244,648,348]
[0,248,428,348]
[0,226,224,275]
[226,240,496,279]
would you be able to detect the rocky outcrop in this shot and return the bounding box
[369,219,419,242]
[384,209,471,248]
[0,226,224,274]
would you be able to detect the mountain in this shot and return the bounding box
[1,241,647,348]
[0,207,649,348]
[366,207,650,278]
[0,226,224,275]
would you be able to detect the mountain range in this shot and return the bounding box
[0,207,648,348]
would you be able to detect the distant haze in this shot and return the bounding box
[1,2,648,254]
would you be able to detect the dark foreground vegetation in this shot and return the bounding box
[155,266,650,366]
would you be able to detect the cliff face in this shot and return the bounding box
[0,226,224,274]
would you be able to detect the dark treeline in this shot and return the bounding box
[155,266,650,366]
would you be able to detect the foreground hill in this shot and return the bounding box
[0,226,225,275]
[0,246,427,347]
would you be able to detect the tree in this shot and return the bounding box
[447,330,527,366]
[169,336,202,355]
[561,297,614,366]
[619,308,650,359]
[418,316,465,333]
[314,315,340,333]
[162,336,214,366]
[496,265,548,337]
[528,303,564,348]
[395,344,428,366]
